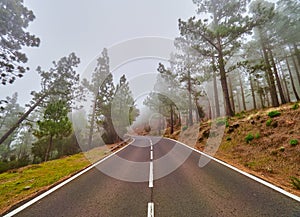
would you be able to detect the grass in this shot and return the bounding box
[291,177,300,189]
[291,103,299,110]
[0,148,107,214]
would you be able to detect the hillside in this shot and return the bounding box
[169,103,300,197]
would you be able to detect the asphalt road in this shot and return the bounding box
[6,136,300,217]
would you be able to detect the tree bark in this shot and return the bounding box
[228,75,235,114]
[87,95,97,149]
[217,43,234,116]
[170,105,174,134]
[45,135,53,162]
[249,74,257,110]
[269,49,286,104]
[212,56,220,117]
[187,70,193,126]
[277,61,291,102]
[286,56,300,101]
[258,28,279,107]
[293,43,300,72]
[239,73,247,111]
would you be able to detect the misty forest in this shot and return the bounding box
[0,0,299,174]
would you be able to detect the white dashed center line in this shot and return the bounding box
[148,138,154,216]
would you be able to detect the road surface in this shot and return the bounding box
[5,136,300,217]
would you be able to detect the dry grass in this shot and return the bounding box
[167,103,300,197]
[0,145,111,215]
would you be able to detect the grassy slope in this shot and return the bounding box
[171,103,300,197]
[0,147,108,214]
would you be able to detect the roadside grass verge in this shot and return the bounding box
[0,147,107,214]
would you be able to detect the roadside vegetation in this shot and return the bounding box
[0,147,109,214]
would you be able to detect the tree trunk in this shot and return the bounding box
[228,75,235,114]
[212,56,220,117]
[170,105,174,134]
[258,28,279,107]
[239,73,247,111]
[249,74,257,110]
[217,39,234,116]
[288,45,300,86]
[269,49,286,104]
[277,61,291,102]
[293,43,300,72]
[45,135,53,162]
[0,94,46,145]
[87,95,97,149]
[207,96,212,120]
[286,56,300,101]
[187,70,193,126]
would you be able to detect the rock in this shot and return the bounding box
[23,186,31,190]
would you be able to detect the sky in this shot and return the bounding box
[1,0,197,106]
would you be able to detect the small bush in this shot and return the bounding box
[255,133,260,139]
[290,139,299,147]
[291,103,299,110]
[182,126,188,131]
[279,146,285,152]
[216,117,229,127]
[290,177,300,190]
[266,119,272,126]
[268,110,281,118]
[245,133,254,143]
[226,137,232,141]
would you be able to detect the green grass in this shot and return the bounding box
[290,176,300,189]
[291,103,299,110]
[0,148,107,214]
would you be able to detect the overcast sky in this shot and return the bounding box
[1,0,197,106]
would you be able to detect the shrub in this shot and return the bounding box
[255,133,260,139]
[290,139,299,147]
[266,119,272,126]
[245,133,254,143]
[268,110,281,118]
[182,126,188,131]
[216,117,229,127]
[279,146,285,152]
[290,177,300,190]
[291,103,299,110]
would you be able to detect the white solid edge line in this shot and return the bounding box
[150,150,153,160]
[147,202,154,217]
[149,161,154,188]
[3,139,135,217]
[166,138,300,203]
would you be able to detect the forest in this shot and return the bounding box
[0,0,299,173]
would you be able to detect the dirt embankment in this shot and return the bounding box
[167,103,300,197]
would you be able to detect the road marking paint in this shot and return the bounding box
[149,161,154,188]
[150,150,153,160]
[3,139,135,217]
[166,138,300,203]
[150,145,153,151]
[147,202,154,217]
